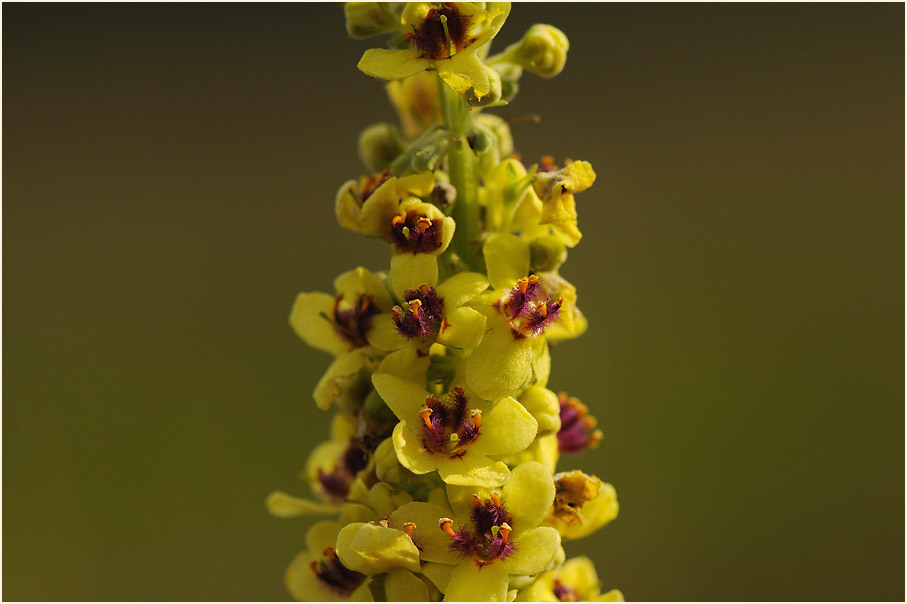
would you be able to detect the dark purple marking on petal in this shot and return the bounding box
[332,293,381,348]
[310,548,367,596]
[405,3,475,60]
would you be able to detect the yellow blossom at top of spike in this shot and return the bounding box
[358,3,511,99]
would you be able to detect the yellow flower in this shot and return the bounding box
[388,462,562,601]
[367,272,489,353]
[532,158,596,246]
[464,234,583,400]
[515,556,624,602]
[371,372,538,487]
[284,521,373,602]
[289,267,394,409]
[544,470,619,540]
[335,171,435,236]
[358,2,511,99]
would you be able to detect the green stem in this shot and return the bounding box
[439,75,483,272]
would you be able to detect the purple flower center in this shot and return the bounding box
[390,211,445,254]
[445,494,518,565]
[553,580,581,602]
[556,393,603,454]
[332,293,380,348]
[406,3,474,61]
[494,275,564,339]
[393,284,445,340]
[418,386,481,457]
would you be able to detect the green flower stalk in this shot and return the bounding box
[268,3,622,601]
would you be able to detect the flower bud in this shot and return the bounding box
[510,24,569,78]
[358,122,404,172]
[344,2,398,39]
[464,65,503,107]
[467,123,496,155]
[530,235,568,272]
[474,113,514,158]
[409,137,449,173]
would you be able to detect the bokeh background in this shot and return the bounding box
[3,3,903,601]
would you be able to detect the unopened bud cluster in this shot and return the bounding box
[269,3,622,601]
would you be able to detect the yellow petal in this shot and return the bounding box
[438,456,511,488]
[436,305,486,349]
[376,345,431,383]
[502,461,556,531]
[389,502,461,565]
[335,179,363,233]
[333,266,393,311]
[438,50,490,96]
[266,491,338,518]
[313,349,370,410]
[372,372,428,424]
[385,569,430,602]
[594,590,626,602]
[366,312,404,351]
[500,527,560,576]
[359,48,431,81]
[470,397,538,457]
[465,320,533,401]
[435,271,489,307]
[289,292,350,355]
[443,560,509,602]
[336,522,421,575]
[389,253,439,300]
[483,233,530,290]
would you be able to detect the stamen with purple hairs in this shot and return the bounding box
[440,493,518,566]
[417,386,481,457]
[390,211,445,254]
[556,392,603,454]
[392,284,444,340]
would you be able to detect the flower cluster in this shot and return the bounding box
[269,3,621,601]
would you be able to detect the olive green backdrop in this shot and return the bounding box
[3,3,903,601]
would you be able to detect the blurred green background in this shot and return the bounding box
[3,3,903,601]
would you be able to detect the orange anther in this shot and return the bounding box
[470,408,482,429]
[419,283,431,296]
[391,215,405,228]
[439,518,457,538]
[498,522,512,544]
[419,406,434,432]
[588,430,604,447]
[528,275,539,285]
[538,302,548,318]
[392,305,404,324]
[583,415,597,429]
[416,217,432,230]
[379,518,389,528]
[472,494,482,508]
[322,547,337,559]
[517,277,529,295]
[403,522,416,537]
[409,298,422,320]
[490,491,502,508]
